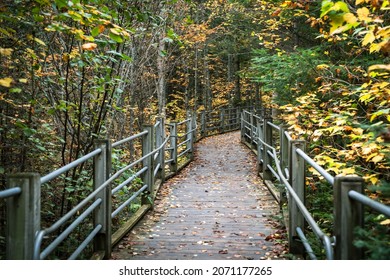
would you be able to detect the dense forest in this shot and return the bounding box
[1,0,389,259]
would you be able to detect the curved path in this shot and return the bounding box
[112,131,286,260]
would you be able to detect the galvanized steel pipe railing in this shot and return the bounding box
[0,187,22,199]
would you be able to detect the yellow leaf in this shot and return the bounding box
[342,167,355,175]
[371,154,384,163]
[380,219,390,225]
[352,128,363,135]
[357,7,371,21]
[0,77,13,87]
[0,48,13,56]
[316,64,330,70]
[34,37,46,46]
[344,13,357,24]
[362,146,374,155]
[362,31,376,46]
[370,176,379,185]
[370,43,382,53]
[364,174,379,185]
[81,43,97,51]
[355,0,365,4]
[19,78,28,84]
[368,64,390,72]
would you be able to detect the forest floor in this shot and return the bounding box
[111,131,289,260]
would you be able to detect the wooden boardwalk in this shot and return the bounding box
[112,131,286,260]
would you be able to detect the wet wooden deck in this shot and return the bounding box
[112,131,287,260]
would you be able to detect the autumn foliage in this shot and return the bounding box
[0,0,389,259]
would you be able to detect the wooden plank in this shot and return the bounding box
[112,132,286,260]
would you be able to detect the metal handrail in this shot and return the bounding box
[349,190,390,217]
[36,198,102,259]
[34,129,170,259]
[40,148,102,184]
[111,184,148,218]
[0,187,21,199]
[178,118,191,126]
[112,130,148,148]
[257,136,334,259]
[243,110,390,260]
[4,107,246,260]
[267,121,280,131]
[111,167,148,195]
[296,148,334,185]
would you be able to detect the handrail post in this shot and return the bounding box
[93,139,112,259]
[200,110,206,138]
[333,175,364,259]
[169,122,178,174]
[6,173,41,260]
[240,111,245,142]
[191,111,197,143]
[186,113,194,160]
[289,140,306,256]
[156,118,165,182]
[256,120,263,173]
[220,109,225,133]
[142,124,154,200]
[249,112,254,146]
[235,108,239,131]
[262,117,273,181]
[279,125,290,205]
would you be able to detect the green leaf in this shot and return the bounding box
[109,31,123,43]
[91,26,101,37]
[321,0,335,18]
[333,1,349,13]
[10,88,22,93]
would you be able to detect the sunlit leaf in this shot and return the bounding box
[380,219,390,225]
[362,31,376,46]
[34,37,46,46]
[0,77,13,87]
[357,7,371,21]
[371,154,384,163]
[368,64,390,72]
[82,43,97,51]
[0,48,13,56]
[344,13,357,24]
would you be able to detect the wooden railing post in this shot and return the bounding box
[256,120,263,173]
[155,118,165,182]
[220,109,225,133]
[93,139,112,259]
[186,113,194,161]
[142,124,154,198]
[249,112,255,145]
[191,111,197,143]
[262,117,273,181]
[169,122,178,174]
[237,108,242,130]
[279,125,290,204]
[240,111,245,142]
[6,173,40,259]
[333,175,364,259]
[289,140,306,256]
[200,111,206,138]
